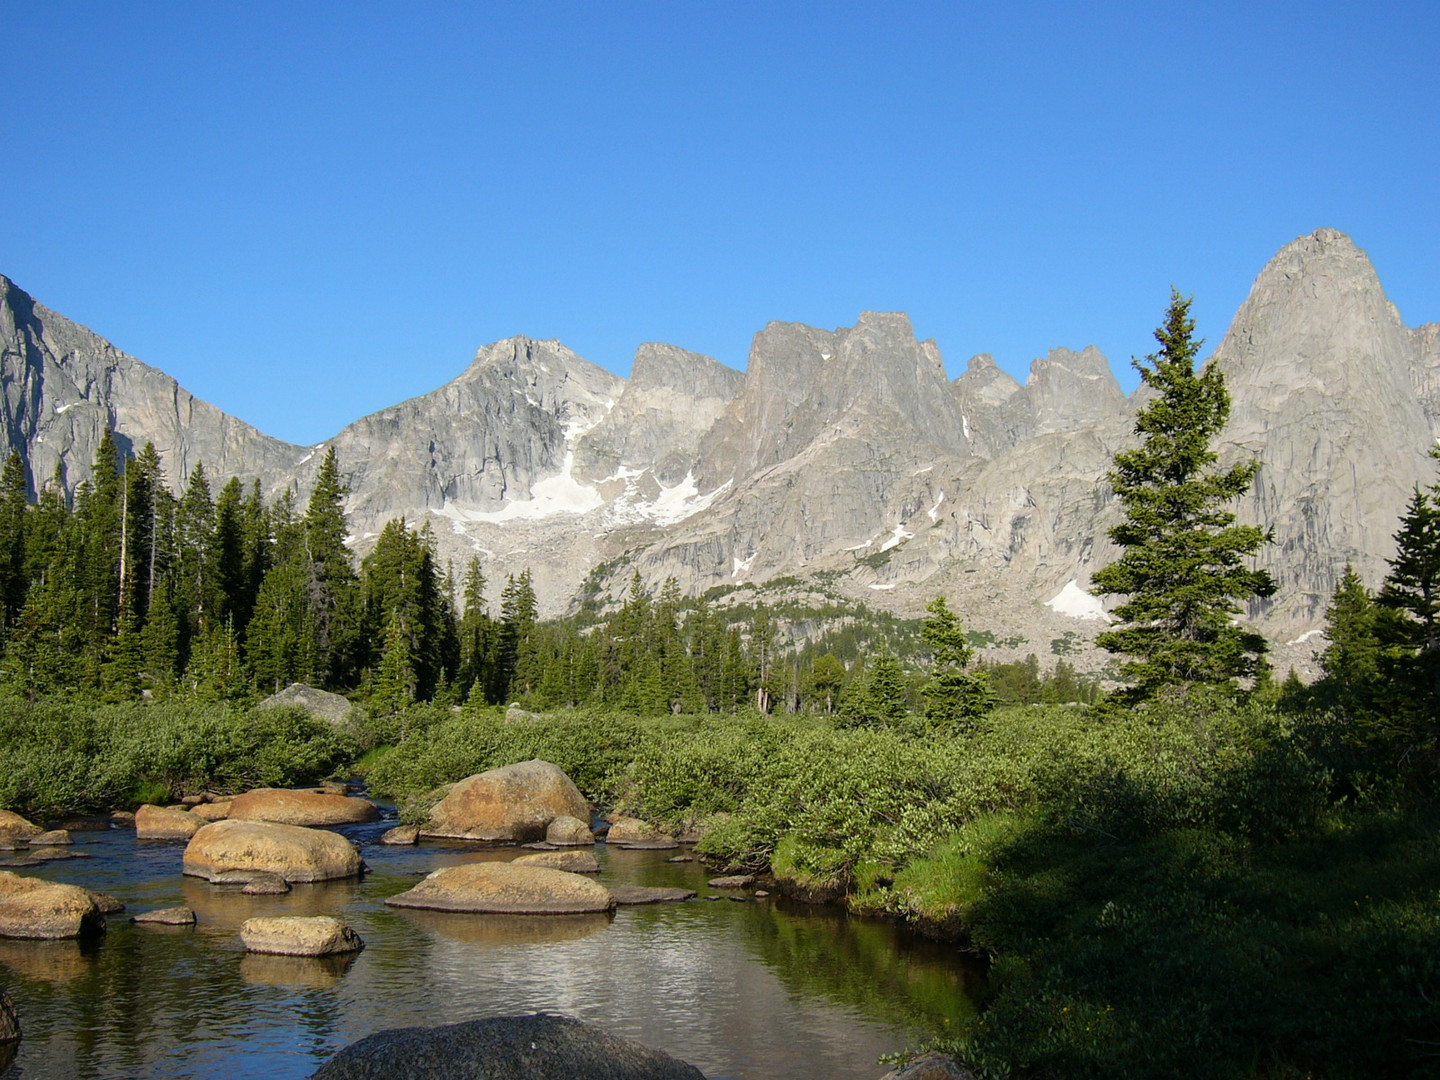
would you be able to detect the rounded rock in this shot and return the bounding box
[545,814,595,846]
[386,862,615,915]
[184,819,363,883]
[132,906,196,926]
[312,1013,705,1080]
[422,760,589,844]
[227,789,378,827]
[379,825,420,846]
[0,870,105,939]
[135,804,202,840]
[29,830,72,847]
[240,915,364,957]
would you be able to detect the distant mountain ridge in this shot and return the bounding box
[1,229,1434,667]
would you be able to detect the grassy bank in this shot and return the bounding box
[3,690,1434,1077]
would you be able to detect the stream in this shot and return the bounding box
[0,816,984,1079]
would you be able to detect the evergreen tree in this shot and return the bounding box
[920,595,994,730]
[0,449,28,631]
[1318,563,1383,711]
[1092,291,1275,699]
[370,607,418,714]
[457,556,491,700]
[303,448,361,686]
[1377,455,1440,713]
[808,653,846,714]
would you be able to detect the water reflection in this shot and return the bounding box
[0,938,94,983]
[397,908,613,945]
[240,951,359,988]
[0,826,981,1079]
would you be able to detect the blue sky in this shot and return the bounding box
[3,2,1436,447]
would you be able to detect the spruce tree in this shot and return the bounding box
[1376,454,1440,712]
[920,595,994,729]
[1092,291,1275,699]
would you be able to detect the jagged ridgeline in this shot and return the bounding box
[2,228,1438,670]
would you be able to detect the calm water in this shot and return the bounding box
[0,814,983,1079]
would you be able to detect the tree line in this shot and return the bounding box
[0,434,1103,718]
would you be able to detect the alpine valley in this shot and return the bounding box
[2,228,1435,672]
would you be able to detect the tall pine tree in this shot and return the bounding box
[1092,291,1275,700]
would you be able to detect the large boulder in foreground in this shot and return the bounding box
[227,789,378,827]
[422,761,590,843]
[135,804,203,839]
[183,819,362,883]
[312,1013,705,1080]
[241,915,364,956]
[0,871,105,939]
[386,863,615,915]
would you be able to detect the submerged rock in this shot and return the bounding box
[609,886,697,906]
[386,863,615,915]
[184,820,363,883]
[311,1012,706,1079]
[241,915,364,957]
[422,760,590,843]
[0,871,105,939]
[227,788,378,827]
[241,872,292,895]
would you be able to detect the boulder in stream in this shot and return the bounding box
[132,906,196,926]
[227,788,378,827]
[545,815,594,846]
[28,830,71,847]
[135,804,202,840]
[422,760,590,843]
[311,1013,706,1080]
[386,863,615,915]
[609,886,697,905]
[184,820,363,883]
[0,871,105,939]
[240,915,364,957]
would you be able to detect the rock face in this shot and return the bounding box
[423,760,590,843]
[385,863,615,915]
[0,274,306,502]
[227,789,378,827]
[135,804,202,840]
[240,915,364,956]
[183,819,363,883]
[311,1013,706,1080]
[1,228,1433,657]
[1210,228,1437,631]
[0,871,105,939]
